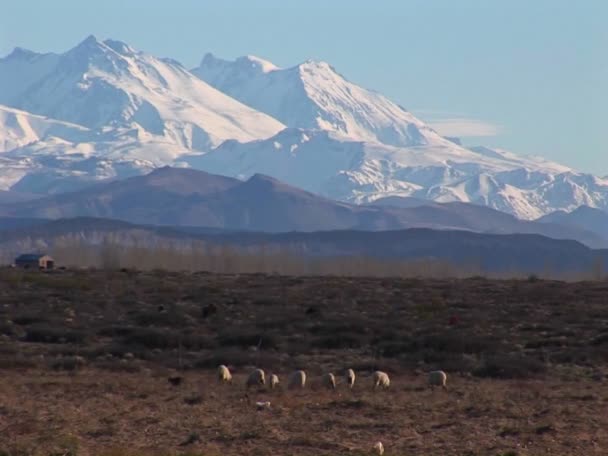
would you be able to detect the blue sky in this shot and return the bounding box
[1,0,606,173]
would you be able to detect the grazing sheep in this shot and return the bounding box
[372,441,384,455]
[288,370,307,390]
[270,374,280,389]
[246,368,266,388]
[345,368,356,389]
[256,401,271,411]
[372,371,390,389]
[322,372,337,390]
[217,364,232,383]
[428,370,447,389]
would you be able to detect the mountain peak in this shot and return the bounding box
[0,37,284,146]
[77,34,102,49]
[103,39,136,55]
[299,59,334,71]
[236,55,279,73]
[571,205,607,216]
[4,47,41,61]
[64,34,110,59]
[200,52,219,65]
[193,53,441,147]
[199,52,279,74]
[68,35,139,59]
[247,173,282,185]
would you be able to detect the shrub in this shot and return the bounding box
[23,325,87,344]
[122,328,179,349]
[472,354,546,379]
[217,332,278,350]
[0,355,37,369]
[50,356,85,371]
[130,309,188,327]
[376,340,413,358]
[591,333,608,346]
[311,333,365,349]
[122,328,211,350]
[194,348,281,370]
[12,315,48,326]
[97,325,137,338]
[0,322,15,336]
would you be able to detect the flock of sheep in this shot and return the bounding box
[217,364,448,391]
[214,365,447,454]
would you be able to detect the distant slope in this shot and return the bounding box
[0,216,606,274]
[538,206,608,240]
[0,167,241,225]
[222,229,608,274]
[0,190,41,204]
[372,198,607,245]
[0,167,604,247]
[0,216,49,231]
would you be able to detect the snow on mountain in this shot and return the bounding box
[0,37,606,220]
[0,101,191,192]
[0,105,90,152]
[0,36,285,151]
[538,205,608,241]
[186,128,507,197]
[187,128,608,219]
[0,37,286,192]
[193,53,448,148]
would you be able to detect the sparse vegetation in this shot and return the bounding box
[0,268,607,455]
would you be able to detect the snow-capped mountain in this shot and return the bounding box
[0,105,89,152]
[186,128,608,219]
[0,36,284,151]
[190,53,608,219]
[193,53,447,148]
[0,37,285,192]
[0,37,606,220]
[0,102,184,192]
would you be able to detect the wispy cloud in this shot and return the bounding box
[428,118,502,137]
[413,110,502,138]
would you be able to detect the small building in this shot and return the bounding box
[14,253,55,270]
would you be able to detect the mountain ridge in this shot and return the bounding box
[0,36,285,150]
[0,167,604,247]
[0,37,605,221]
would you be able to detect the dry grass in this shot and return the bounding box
[1,268,608,455]
[1,370,608,456]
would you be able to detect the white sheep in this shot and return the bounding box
[345,368,356,389]
[255,401,271,411]
[287,370,307,390]
[246,368,266,388]
[322,372,337,390]
[372,370,390,389]
[372,441,384,455]
[270,374,280,389]
[217,364,232,383]
[428,370,447,389]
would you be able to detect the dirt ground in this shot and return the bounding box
[1,269,608,455]
[1,368,607,456]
